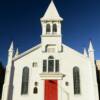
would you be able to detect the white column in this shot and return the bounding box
[42,22,46,35]
[57,21,61,35]
[50,22,53,35]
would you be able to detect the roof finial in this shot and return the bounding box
[88,40,94,52]
[9,41,14,51]
[83,48,88,57]
[15,48,19,57]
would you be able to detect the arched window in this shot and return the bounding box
[73,67,80,94]
[46,24,51,33]
[21,67,29,95]
[33,87,38,94]
[48,56,54,59]
[55,60,59,72]
[43,60,47,72]
[43,56,59,73]
[48,56,54,72]
[53,24,57,32]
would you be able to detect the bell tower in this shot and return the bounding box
[40,1,63,52]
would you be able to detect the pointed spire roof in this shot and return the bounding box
[83,48,88,57]
[9,41,14,51]
[41,1,63,21]
[88,41,94,52]
[15,48,19,57]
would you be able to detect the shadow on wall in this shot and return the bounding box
[0,62,5,99]
[95,64,100,100]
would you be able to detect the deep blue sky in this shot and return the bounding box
[0,0,100,66]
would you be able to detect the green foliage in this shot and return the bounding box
[0,61,5,99]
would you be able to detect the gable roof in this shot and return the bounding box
[13,43,88,61]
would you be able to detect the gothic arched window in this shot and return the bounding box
[33,87,38,94]
[21,67,29,95]
[48,56,54,72]
[73,67,80,94]
[53,24,57,32]
[46,24,51,33]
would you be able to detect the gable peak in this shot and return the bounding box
[41,1,63,21]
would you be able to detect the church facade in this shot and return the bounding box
[1,1,99,100]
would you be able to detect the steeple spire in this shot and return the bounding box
[9,41,14,51]
[41,1,63,21]
[8,41,14,60]
[83,48,88,57]
[88,41,94,52]
[15,48,19,57]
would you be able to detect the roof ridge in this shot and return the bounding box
[13,44,41,61]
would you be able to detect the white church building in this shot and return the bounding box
[1,1,99,100]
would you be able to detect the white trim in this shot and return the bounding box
[40,72,64,80]
[13,44,41,61]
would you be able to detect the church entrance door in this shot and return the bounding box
[45,80,58,100]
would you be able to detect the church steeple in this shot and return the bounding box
[41,1,63,52]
